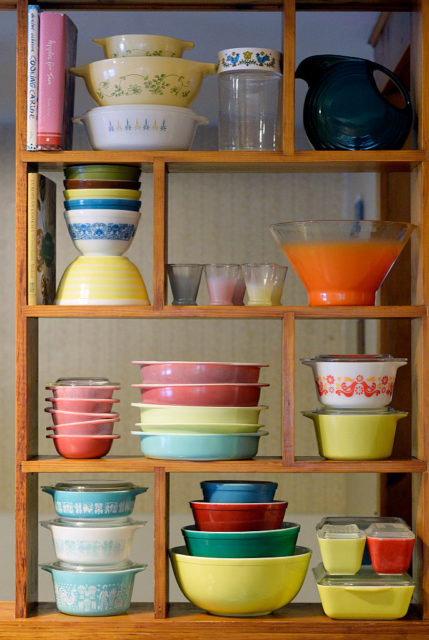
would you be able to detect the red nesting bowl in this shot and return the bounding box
[46,417,119,436]
[45,408,120,425]
[131,383,269,406]
[46,385,120,399]
[47,434,120,459]
[190,501,288,531]
[132,361,268,384]
[45,396,119,413]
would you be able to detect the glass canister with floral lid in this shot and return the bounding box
[217,47,282,151]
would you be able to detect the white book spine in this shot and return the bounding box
[26,5,40,151]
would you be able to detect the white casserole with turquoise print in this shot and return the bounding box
[41,518,146,566]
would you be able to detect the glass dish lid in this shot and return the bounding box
[301,354,407,363]
[366,522,415,539]
[43,480,146,493]
[317,524,366,539]
[313,563,415,586]
[52,377,119,386]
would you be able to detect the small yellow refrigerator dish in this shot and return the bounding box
[317,524,366,575]
[313,564,415,620]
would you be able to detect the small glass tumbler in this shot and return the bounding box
[167,264,203,305]
[232,270,246,305]
[242,263,277,306]
[271,265,288,305]
[205,264,241,305]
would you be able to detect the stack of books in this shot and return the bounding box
[26,6,78,151]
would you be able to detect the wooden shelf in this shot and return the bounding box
[0,603,427,639]
[21,455,427,473]
[21,149,426,173]
[25,305,427,319]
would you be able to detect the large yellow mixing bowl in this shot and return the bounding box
[55,256,150,306]
[169,545,311,616]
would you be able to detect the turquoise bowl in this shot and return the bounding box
[41,562,145,616]
[64,198,141,211]
[131,430,268,460]
[42,480,147,521]
[182,522,301,558]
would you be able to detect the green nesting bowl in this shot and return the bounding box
[64,164,141,181]
[181,522,301,558]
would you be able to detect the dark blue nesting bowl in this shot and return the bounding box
[201,480,278,503]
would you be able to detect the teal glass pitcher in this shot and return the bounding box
[295,55,413,150]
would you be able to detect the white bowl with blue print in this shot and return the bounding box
[73,104,209,151]
[41,561,146,616]
[64,208,141,256]
[41,518,146,566]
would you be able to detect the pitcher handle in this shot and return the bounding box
[368,60,412,114]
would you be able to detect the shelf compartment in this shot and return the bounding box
[20,456,426,473]
[24,305,427,319]
[21,150,426,174]
[2,602,428,638]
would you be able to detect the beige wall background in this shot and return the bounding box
[0,122,383,602]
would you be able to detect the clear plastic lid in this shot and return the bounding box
[41,560,146,573]
[317,524,366,540]
[301,354,407,363]
[51,377,120,387]
[317,516,407,532]
[366,522,415,539]
[313,563,415,587]
[43,480,147,493]
[41,518,146,529]
[303,407,407,417]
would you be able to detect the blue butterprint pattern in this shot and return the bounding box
[54,580,131,613]
[67,223,136,241]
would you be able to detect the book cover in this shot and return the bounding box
[26,5,40,150]
[27,173,56,305]
[37,12,77,150]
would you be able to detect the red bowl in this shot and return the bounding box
[47,434,120,459]
[132,361,268,384]
[190,501,288,531]
[46,385,120,399]
[45,396,119,413]
[45,408,120,426]
[46,417,118,436]
[131,383,269,407]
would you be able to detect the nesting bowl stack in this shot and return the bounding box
[45,377,121,458]
[40,480,148,616]
[170,480,312,616]
[130,361,270,460]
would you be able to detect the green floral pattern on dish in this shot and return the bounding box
[96,73,191,100]
[112,49,177,57]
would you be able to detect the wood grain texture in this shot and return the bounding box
[154,468,169,619]
[11,0,418,9]
[153,160,167,310]
[282,313,295,464]
[282,0,295,153]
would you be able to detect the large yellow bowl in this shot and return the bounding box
[71,57,217,107]
[55,256,150,306]
[303,409,407,460]
[169,545,311,616]
[64,188,141,200]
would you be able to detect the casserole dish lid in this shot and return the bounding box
[301,354,407,363]
[41,517,146,529]
[43,480,146,493]
[317,524,366,539]
[317,516,407,532]
[313,563,415,587]
[51,377,119,386]
[366,522,415,539]
[41,560,146,573]
[303,407,407,416]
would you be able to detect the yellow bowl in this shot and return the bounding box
[71,57,217,107]
[135,422,263,434]
[55,256,150,306]
[302,409,407,460]
[131,403,268,425]
[93,34,195,59]
[169,545,311,616]
[64,188,141,200]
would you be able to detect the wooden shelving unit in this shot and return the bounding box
[7,0,429,636]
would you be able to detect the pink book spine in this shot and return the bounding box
[37,13,67,149]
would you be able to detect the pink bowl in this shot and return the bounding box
[190,501,288,532]
[45,408,120,426]
[45,397,119,413]
[47,434,120,459]
[46,385,120,399]
[46,417,118,435]
[131,383,269,407]
[132,361,268,384]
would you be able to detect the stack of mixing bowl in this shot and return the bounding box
[45,376,121,458]
[41,480,147,616]
[301,354,408,460]
[169,480,312,616]
[130,360,270,460]
[71,34,214,151]
[56,163,150,305]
